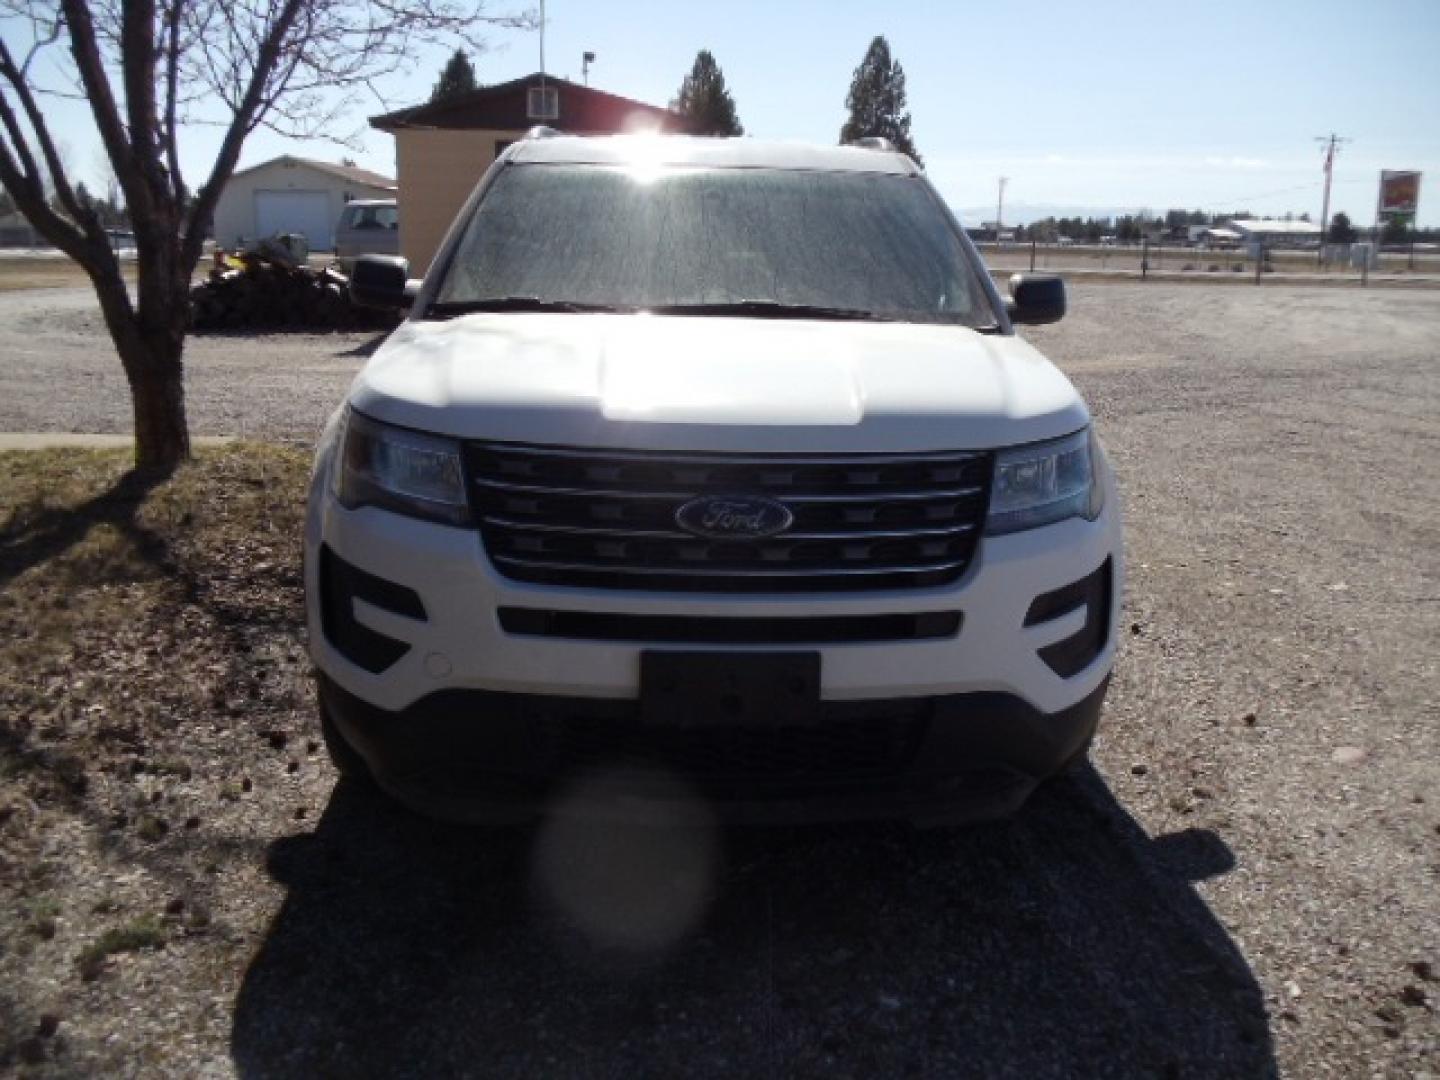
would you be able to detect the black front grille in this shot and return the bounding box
[465,441,993,592]
[497,607,962,644]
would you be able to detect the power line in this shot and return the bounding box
[1194,181,1323,211]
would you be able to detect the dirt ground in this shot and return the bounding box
[0,283,1437,1077]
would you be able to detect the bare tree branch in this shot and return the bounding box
[180,0,305,270]
[0,99,102,271]
[119,0,167,226]
[0,65,47,191]
[18,12,64,77]
[57,0,140,201]
[0,37,92,235]
[162,0,185,203]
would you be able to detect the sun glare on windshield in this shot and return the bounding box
[614,133,673,186]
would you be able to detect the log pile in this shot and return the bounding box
[190,240,398,332]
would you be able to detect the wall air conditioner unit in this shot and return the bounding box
[527,86,560,121]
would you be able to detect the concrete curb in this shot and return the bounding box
[0,434,236,450]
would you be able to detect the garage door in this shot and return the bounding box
[254,190,334,250]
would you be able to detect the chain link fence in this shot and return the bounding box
[978,241,1440,286]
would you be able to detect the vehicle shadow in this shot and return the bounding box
[333,329,394,358]
[231,766,1276,1078]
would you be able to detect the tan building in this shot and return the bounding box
[371,74,689,275]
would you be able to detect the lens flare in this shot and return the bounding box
[531,766,718,953]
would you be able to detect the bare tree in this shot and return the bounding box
[0,0,531,469]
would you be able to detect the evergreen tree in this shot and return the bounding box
[431,49,478,103]
[839,36,921,165]
[673,50,743,136]
[72,180,96,221]
[1327,211,1357,244]
[1381,214,1409,245]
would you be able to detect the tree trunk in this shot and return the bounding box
[125,344,191,471]
[87,243,194,472]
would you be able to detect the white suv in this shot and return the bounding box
[306,133,1123,825]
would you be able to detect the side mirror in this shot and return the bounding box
[350,254,418,310]
[1005,272,1066,325]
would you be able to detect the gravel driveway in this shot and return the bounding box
[2,283,1438,1076]
[0,288,372,443]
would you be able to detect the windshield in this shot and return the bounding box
[344,203,398,230]
[430,164,998,328]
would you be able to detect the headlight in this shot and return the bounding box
[336,409,470,525]
[985,428,1103,535]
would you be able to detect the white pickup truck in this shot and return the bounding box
[305,132,1123,825]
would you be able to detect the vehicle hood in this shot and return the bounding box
[349,313,1089,452]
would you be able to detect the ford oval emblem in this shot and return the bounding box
[675,494,794,540]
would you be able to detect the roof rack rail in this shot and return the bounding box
[524,125,563,140]
[846,136,897,152]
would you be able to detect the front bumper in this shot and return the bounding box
[304,485,1122,716]
[320,671,1109,825]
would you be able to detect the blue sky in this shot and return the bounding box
[6,0,1440,225]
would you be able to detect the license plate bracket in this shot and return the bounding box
[640,651,821,728]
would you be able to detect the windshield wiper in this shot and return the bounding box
[424,296,630,319]
[648,300,889,322]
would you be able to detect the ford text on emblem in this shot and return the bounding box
[675,495,795,540]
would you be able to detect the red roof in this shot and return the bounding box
[370,73,691,135]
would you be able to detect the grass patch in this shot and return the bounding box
[0,443,312,909]
[0,256,139,292]
[76,917,165,979]
[0,447,315,706]
[0,442,310,670]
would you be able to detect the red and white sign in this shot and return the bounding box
[1378,171,1421,217]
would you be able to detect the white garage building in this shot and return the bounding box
[212,156,395,252]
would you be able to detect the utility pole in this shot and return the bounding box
[582,50,596,86]
[996,176,1008,248]
[1315,133,1350,264]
